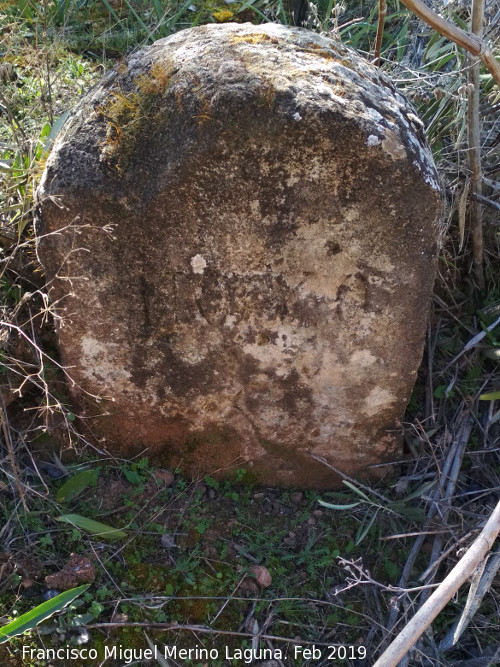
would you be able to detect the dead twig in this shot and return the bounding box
[472,193,500,213]
[379,527,462,540]
[442,313,500,370]
[440,550,500,650]
[384,419,463,636]
[373,0,386,66]
[372,498,500,667]
[467,0,485,291]
[418,529,477,582]
[417,415,474,605]
[84,622,345,646]
[336,557,440,595]
[210,574,247,625]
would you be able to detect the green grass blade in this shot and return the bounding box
[44,111,71,151]
[342,480,372,502]
[57,514,127,540]
[480,390,500,400]
[100,0,120,23]
[355,508,379,545]
[160,0,198,36]
[236,1,273,23]
[151,0,163,21]
[322,0,335,31]
[56,469,96,503]
[396,19,409,62]
[318,499,362,511]
[121,0,155,41]
[0,584,90,644]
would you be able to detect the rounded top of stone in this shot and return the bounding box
[127,21,401,111]
[37,22,440,198]
[137,21,353,61]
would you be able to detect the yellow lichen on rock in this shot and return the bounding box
[232,33,276,44]
[212,9,234,22]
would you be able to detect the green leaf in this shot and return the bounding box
[344,540,356,554]
[57,514,127,540]
[39,535,53,548]
[388,503,426,522]
[480,390,500,401]
[0,585,89,644]
[56,470,96,503]
[384,559,400,580]
[124,468,142,485]
[319,491,353,500]
[355,509,379,545]
[318,499,362,511]
[45,111,71,149]
[342,480,372,502]
[38,122,51,141]
[89,601,104,619]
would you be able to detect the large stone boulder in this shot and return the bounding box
[36,22,441,487]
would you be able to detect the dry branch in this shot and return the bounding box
[374,0,387,66]
[372,499,500,667]
[439,551,500,650]
[384,417,468,636]
[417,416,473,606]
[468,0,485,290]
[472,193,500,212]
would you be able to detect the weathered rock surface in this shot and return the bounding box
[36,23,441,487]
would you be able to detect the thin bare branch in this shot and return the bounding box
[439,551,500,650]
[84,622,341,646]
[374,0,387,66]
[472,193,500,212]
[373,499,500,667]
[468,0,485,290]
[417,416,474,607]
